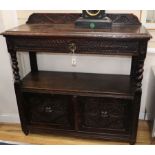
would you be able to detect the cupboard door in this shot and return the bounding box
[23,93,74,129]
[78,97,132,134]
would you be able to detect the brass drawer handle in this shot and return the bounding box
[68,43,76,53]
[45,106,54,113]
[100,111,109,118]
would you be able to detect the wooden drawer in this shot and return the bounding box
[23,93,74,129]
[11,37,138,55]
[78,97,132,134]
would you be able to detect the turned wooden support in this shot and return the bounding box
[136,41,147,89]
[9,50,29,135]
[130,56,145,91]
[9,51,20,83]
[135,59,144,89]
[130,41,147,91]
[130,41,147,144]
[130,57,144,144]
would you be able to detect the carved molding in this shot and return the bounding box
[11,37,138,55]
[107,14,141,25]
[27,13,80,24]
[27,13,141,25]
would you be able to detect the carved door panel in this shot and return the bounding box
[78,97,132,134]
[23,93,74,129]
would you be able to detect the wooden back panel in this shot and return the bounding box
[26,13,141,25]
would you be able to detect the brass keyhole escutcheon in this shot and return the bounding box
[68,43,76,53]
[100,111,108,118]
[45,106,53,113]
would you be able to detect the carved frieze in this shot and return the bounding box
[27,13,141,25]
[10,37,139,55]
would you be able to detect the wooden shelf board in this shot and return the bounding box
[21,71,136,98]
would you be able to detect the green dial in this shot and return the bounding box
[90,23,95,29]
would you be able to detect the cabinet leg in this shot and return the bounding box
[22,127,29,135]
[129,140,136,145]
[9,51,29,136]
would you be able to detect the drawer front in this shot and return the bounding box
[78,97,132,134]
[23,93,73,129]
[11,37,138,55]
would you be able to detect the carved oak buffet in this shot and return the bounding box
[1,13,151,144]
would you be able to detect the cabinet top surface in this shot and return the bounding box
[2,23,151,39]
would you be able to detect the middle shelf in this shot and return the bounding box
[21,71,136,99]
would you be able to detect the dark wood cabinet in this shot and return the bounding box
[78,97,132,134]
[24,93,74,129]
[1,13,151,144]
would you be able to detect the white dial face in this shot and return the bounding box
[86,10,101,16]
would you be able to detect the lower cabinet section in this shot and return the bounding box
[78,97,132,134]
[23,92,133,141]
[24,93,74,129]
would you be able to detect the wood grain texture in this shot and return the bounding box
[0,121,152,144]
[22,71,136,99]
[2,24,151,39]
[1,14,150,39]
